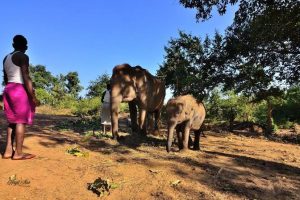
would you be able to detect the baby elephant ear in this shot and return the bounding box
[176,103,184,113]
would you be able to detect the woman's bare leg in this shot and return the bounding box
[12,124,25,158]
[3,124,16,158]
[12,123,35,160]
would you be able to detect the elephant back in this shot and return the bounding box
[167,95,205,130]
[111,64,165,112]
[133,66,165,111]
[191,102,206,130]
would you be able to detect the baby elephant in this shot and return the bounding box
[166,95,206,152]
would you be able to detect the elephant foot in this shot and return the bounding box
[112,136,118,140]
[151,130,160,136]
[139,130,147,137]
[117,135,126,141]
[132,127,139,133]
[112,134,120,140]
[180,148,189,153]
[166,147,171,153]
[193,146,201,151]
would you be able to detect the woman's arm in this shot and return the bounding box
[19,53,40,106]
[101,90,106,103]
[3,56,8,85]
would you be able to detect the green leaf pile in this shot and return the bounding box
[87,177,118,197]
[7,175,30,186]
[66,146,89,157]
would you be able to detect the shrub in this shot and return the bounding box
[73,97,101,117]
[119,103,129,113]
[35,88,54,105]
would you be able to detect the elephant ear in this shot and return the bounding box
[176,103,184,114]
[132,66,147,93]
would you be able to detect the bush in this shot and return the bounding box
[35,88,54,105]
[73,97,101,117]
[253,101,268,126]
[119,103,129,113]
[54,95,79,112]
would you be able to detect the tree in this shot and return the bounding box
[179,0,300,85]
[30,64,56,91]
[224,1,300,134]
[179,0,300,134]
[86,73,110,98]
[179,0,238,21]
[65,72,83,98]
[157,31,224,100]
[52,74,67,102]
[29,65,57,105]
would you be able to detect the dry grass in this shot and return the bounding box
[36,105,73,116]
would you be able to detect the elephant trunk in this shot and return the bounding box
[167,121,176,152]
[111,98,120,140]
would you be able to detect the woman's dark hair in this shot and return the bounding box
[107,82,111,90]
[13,35,27,49]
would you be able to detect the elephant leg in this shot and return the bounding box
[111,101,120,140]
[167,121,177,152]
[176,125,183,150]
[153,110,161,135]
[129,100,138,133]
[182,120,191,151]
[201,130,207,138]
[146,112,154,133]
[139,108,147,136]
[193,130,201,151]
[188,134,193,148]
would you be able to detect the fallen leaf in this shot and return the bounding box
[170,180,181,186]
[149,169,160,174]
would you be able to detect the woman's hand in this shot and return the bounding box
[32,96,41,107]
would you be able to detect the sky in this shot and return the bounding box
[0,0,237,97]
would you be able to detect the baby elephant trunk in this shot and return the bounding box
[166,121,176,152]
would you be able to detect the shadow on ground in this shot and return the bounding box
[1,112,299,200]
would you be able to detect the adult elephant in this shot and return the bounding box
[110,64,165,140]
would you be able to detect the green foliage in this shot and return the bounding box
[30,64,56,91]
[176,0,299,135]
[87,178,118,197]
[65,71,83,98]
[30,65,84,105]
[66,146,89,157]
[205,88,299,132]
[253,101,268,126]
[157,31,224,100]
[86,73,110,98]
[205,89,222,121]
[73,97,101,117]
[54,95,79,111]
[55,116,101,134]
[179,0,238,21]
[35,88,54,105]
[119,102,129,113]
[206,90,254,124]
[273,86,300,126]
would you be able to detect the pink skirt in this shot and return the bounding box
[3,83,35,125]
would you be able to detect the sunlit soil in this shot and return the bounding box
[0,112,299,200]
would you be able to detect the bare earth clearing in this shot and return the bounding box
[0,112,300,200]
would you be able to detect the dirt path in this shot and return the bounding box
[0,112,300,200]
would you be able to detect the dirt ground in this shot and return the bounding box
[0,112,300,200]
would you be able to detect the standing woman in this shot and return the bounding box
[2,35,39,160]
[101,82,111,133]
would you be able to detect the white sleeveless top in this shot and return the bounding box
[4,52,24,84]
[103,89,110,103]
